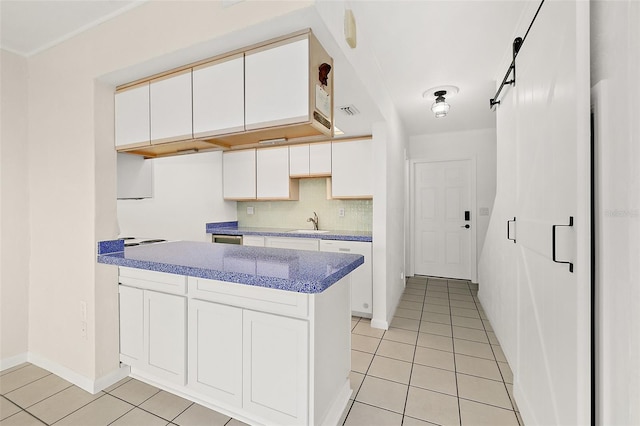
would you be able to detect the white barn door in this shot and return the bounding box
[508,1,591,425]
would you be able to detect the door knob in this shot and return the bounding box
[461,224,470,229]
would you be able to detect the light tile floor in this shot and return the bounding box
[0,276,523,426]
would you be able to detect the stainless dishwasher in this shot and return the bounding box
[212,234,243,244]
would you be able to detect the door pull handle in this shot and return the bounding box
[460,224,470,229]
[507,217,516,243]
[552,216,574,273]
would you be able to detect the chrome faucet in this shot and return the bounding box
[307,212,319,230]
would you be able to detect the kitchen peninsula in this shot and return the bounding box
[97,240,363,425]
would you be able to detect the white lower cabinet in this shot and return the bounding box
[320,240,372,317]
[243,310,309,425]
[119,270,351,426]
[265,236,319,251]
[187,299,308,424]
[119,285,187,386]
[188,300,242,407]
[118,285,144,363]
[242,235,265,247]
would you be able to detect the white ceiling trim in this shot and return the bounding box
[2,1,146,57]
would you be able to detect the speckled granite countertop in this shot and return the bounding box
[206,221,372,242]
[97,240,364,294]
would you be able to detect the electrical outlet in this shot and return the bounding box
[247,206,254,215]
[338,208,345,217]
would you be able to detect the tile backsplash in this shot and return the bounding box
[237,178,372,232]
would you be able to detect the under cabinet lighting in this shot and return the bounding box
[258,138,287,145]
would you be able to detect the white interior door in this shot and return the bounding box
[413,160,473,280]
[509,1,590,424]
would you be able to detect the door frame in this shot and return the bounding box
[409,155,478,282]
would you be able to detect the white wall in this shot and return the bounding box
[0,50,30,366]
[23,0,314,387]
[591,2,640,425]
[408,127,497,277]
[117,152,236,242]
[315,1,408,329]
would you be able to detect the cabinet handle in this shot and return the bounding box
[507,217,516,243]
[552,216,574,273]
[339,248,351,252]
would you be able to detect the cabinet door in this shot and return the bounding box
[256,147,295,199]
[245,37,309,130]
[331,139,373,199]
[193,54,245,138]
[223,150,256,200]
[115,83,150,147]
[188,300,242,406]
[309,142,331,176]
[289,144,310,177]
[117,153,153,199]
[265,237,319,251]
[145,291,187,385]
[243,310,308,425]
[319,240,372,315]
[119,285,144,365]
[242,235,265,247]
[150,71,192,143]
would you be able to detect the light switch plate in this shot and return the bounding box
[247,206,254,215]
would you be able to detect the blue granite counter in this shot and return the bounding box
[206,222,372,242]
[97,240,363,294]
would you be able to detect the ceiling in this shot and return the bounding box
[0,0,533,138]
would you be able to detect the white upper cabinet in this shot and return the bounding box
[289,144,310,177]
[245,37,309,130]
[192,54,245,138]
[115,83,150,147]
[256,147,298,200]
[309,143,331,176]
[150,70,193,143]
[331,139,373,199]
[289,143,331,178]
[223,149,256,200]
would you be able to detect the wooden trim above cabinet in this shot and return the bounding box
[149,68,192,84]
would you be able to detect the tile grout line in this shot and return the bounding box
[448,279,463,426]
[399,277,425,424]
[105,404,137,426]
[47,392,110,426]
[400,276,427,424]
[0,371,54,397]
[1,397,50,426]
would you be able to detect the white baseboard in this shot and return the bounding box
[323,380,352,426]
[0,352,28,371]
[3,352,130,395]
[93,364,131,393]
[370,318,389,330]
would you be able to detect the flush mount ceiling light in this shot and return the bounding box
[431,91,450,118]
[423,85,459,119]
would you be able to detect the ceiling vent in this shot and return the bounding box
[338,105,360,116]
